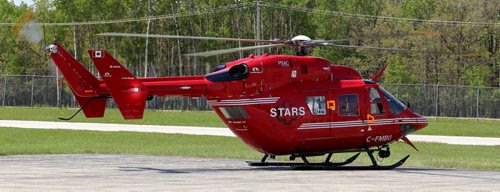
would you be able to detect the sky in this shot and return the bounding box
[12,0,34,6]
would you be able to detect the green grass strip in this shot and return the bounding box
[0,107,225,127]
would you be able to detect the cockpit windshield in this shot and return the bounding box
[379,86,407,115]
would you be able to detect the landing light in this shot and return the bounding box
[125,87,140,93]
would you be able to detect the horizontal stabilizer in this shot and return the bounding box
[88,50,147,119]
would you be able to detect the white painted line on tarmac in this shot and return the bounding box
[407,135,500,146]
[0,120,499,146]
[0,120,235,137]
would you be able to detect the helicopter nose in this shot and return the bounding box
[414,114,428,131]
[400,111,428,136]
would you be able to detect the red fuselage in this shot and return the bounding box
[138,54,428,155]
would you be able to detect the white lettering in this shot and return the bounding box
[278,60,290,67]
[299,107,305,116]
[366,135,393,143]
[284,108,290,116]
[277,108,284,116]
[270,108,277,117]
[270,107,306,117]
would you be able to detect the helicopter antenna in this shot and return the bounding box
[371,63,389,82]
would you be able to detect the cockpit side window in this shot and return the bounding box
[379,87,406,115]
[220,107,249,119]
[368,88,385,115]
[338,94,359,116]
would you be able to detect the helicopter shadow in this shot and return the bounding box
[394,167,500,181]
[118,166,500,182]
[119,166,292,174]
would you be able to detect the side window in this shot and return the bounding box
[306,96,326,115]
[369,88,385,115]
[338,94,359,116]
[379,87,407,115]
[220,107,249,119]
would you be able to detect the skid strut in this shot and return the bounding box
[247,152,360,167]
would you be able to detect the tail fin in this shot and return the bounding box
[49,42,106,118]
[88,50,148,119]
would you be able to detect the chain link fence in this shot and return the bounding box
[0,75,211,111]
[382,83,499,118]
[0,75,498,118]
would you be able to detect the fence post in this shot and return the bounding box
[30,75,35,108]
[476,86,480,120]
[396,81,400,97]
[434,83,439,119]
[2,76,6,107]
[56,72,61,108]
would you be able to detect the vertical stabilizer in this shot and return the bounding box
[88,50,148,119]
[48,42,106,118]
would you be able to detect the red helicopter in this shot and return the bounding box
[46,33,428,170]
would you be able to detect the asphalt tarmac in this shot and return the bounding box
[0,155,499,191]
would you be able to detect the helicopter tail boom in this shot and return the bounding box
[49,41,210,120]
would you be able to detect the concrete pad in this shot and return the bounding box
[0,155,498,191]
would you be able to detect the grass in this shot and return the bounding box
[0,107,225,127]
[1,107,498,137]
[0,127,499,170]
[418,118,500,137]
[0,127,256,158]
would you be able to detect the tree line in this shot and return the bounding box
[0,0,498,87]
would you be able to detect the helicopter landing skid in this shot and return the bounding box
[247,149,410,170]
[247,152,360,168]
[291,155,409,170]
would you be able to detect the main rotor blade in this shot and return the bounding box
[313,38,353,43]
[306,38,353,46]
[326,43,482,56]
[98,32,284,43]
[185,44,285,57]
[325,44,408,51]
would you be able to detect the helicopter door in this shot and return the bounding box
[297,91,331,151]
[363,85,391,140]
[329,88,367,145]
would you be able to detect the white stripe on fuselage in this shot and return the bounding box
[298,117,426,130]
[207,97,280,106]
